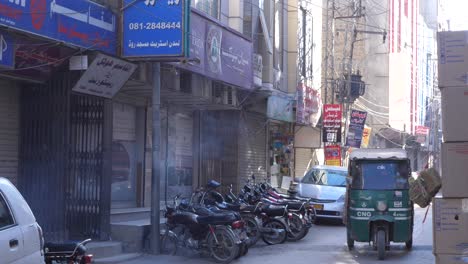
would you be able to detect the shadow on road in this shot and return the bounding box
[314,218,345,226]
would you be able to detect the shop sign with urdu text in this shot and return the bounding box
[345,110,367,148]
[0,0,117,54]
[322,104,342,143]
[122,0,189,58]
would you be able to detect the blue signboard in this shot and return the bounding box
[0,31,14,68]
[0,0,116,54]
[122,0,188,58]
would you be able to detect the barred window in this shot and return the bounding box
[192,0,220,19]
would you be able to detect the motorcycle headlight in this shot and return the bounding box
[377,201,388,212]
[336,195,345,203]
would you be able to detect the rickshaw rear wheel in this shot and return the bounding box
[405,238,413,250]
[377,230,386,260]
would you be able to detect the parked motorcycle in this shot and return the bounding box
[205,183,288,247]
[242,176,314,242]
[44,238,93,264]
[161,192,246,263]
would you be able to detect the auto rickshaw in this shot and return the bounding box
[345,148,413,260]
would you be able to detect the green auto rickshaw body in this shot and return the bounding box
[348,189,413,243]
[346,148,413,256]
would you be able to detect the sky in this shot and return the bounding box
[443,0,468,30]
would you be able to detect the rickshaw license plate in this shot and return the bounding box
[312,204,324,210]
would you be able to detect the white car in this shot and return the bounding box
[0,177,45,264]
[297,165,348,220]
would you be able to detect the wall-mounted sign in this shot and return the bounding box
[0,0,116,54]
[346,110,368,148]
[415,125,430,144]
[175,11,253,89]
[122,0,189,58]
[253,54,263,87]
[322,104,342,143]
[296,83,321,126]
[325,145,341,166]
[0,31,14,69]
[72,54,137,99]
[267,95,294,122]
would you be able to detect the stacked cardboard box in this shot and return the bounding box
[434,30,468,263]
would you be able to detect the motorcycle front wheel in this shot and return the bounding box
[262,219,287,245]
[243,215,261,247]
[160,232,178,255]
[287,214,308,242]
[207,227,240,263]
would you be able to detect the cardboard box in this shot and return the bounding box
[441,143,468,197]
[436,255,468,264]
[441,87,468,142]
[433,197,468,254]
[438,31,468,87]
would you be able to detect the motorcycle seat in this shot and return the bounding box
[261,205,286,217]
[197,213,238,225]
[44,242,86,255]
[240,205,260,213]
[225,202,241,211]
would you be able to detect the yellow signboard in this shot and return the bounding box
[361,126,372,148]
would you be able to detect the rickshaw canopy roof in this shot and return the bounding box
[349,148,408,160]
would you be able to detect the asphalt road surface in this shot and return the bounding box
[126,205,434,264]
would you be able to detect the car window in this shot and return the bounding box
[302,169,347,187]
[0,193,14,229]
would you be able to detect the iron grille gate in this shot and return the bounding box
[19,72,110,241]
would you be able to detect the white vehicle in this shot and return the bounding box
[297,165,348,220]
[0,177,45,264]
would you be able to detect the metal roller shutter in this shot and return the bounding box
[238,112,267,189]
[294,148,313,179]
[0,81,19,185]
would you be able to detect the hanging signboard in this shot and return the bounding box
[322,104,342,143]
[122,0,189,58]
[361,126,372,148]
[325,145,341,166]
[415,125,430,144]
[346,110,368,148]
[0,0,116,54]
[0,31,14,69]
[72,53,137,98]
[267,95,294,122]
[296,83,321,127]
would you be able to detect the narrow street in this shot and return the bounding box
[126,206,434,264]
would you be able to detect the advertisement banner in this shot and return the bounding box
[0,0,116,54]
[72,54,137,98]
[346,110,368,148]
[122,0,188,58]
[267,96,294,122]
[296,83,321,127]
[361,126,372,148]
[322,104,342,143]
[415,125,430,144]
[325,145,341,166]
[174,11,253,89]
[0,31,14,69]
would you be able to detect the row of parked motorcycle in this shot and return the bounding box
[161,175,316,263]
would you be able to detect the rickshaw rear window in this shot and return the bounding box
[350,160,409,190]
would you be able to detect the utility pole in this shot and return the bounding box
[151,62,162,254]
[323,0,336,105]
